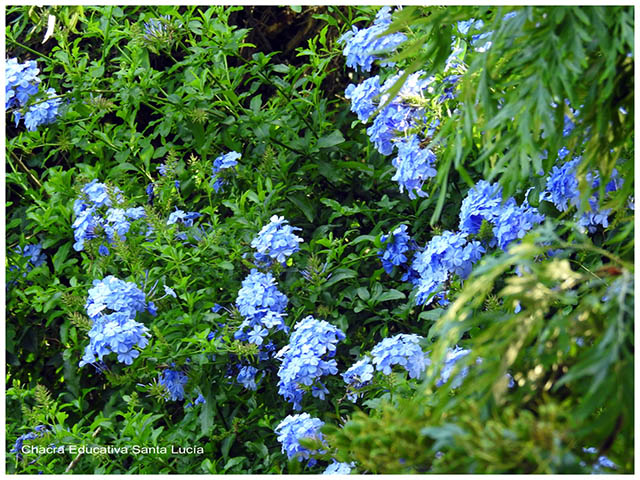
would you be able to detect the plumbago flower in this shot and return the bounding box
[157,368,188,401]
[370,333,426,379]
[342,356,375,401]
[72,179,147,253]
[276,316,346,410]
[378,224,416,275]
[6,57,63,131]
[79,276,152,367]
[410,231,484,306]
[540,155,623,233]
[275,413,327,466]
[251,215,304,265]
[10,425,49,461]
[323,460,355,475]
[391,134,438,199]
[458,180,544,250]
[211,151,240,192]
[339,6,407,72]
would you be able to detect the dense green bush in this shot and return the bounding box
[6,5,633,474]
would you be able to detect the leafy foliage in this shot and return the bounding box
[6,5,633,474]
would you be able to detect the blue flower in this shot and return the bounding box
[158,368,188,401]
[391,134,438,199]
[211,151,240,192]
[275,413,327,466]
[10,425,49,460]
[13,243,47,275]
[371,333,426,379]
[410,231,484,305]
[79,311,150,367]
[167,208,201,227]
[5,58,40,110]
[540,158,581,212]
[378,224,416,274]
[163,285,177,298]
[459,180,504,234]
[85,275,148,320]
[342,356,374,401]
[364,71,432,156]
[582,447,617,473]
[436,346,471,388]
[98,245,110,256]
[236,269,288,319]
[21,88,62,131]
[143,15,171,41]
[323,461,355,475]
[251,215,304,265]
[276,316,345,410]
[237,365,258,390]
[345,76,381,122]
[492,198,544,251]
[339,7,407,72]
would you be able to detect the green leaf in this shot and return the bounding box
[317,130,345,149]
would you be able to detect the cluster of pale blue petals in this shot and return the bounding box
[275,316,345,410]
[339,6,406,72]
[251,215,304,265]
[10,425,49,461]
[275,413,327,466]
[72,180,146,253]
[157,367,188,401]
[392,134,438,199]
[378,224,415,276]
[79,276,152,367]
[211,151,240,192]
[6,58,62,131]
[237,365,259,390]
[341,356,374,401]
[540,155,622,233]
[166,208,201,241]
[12,243,47,277]
[345,66,439,197]
[370,333,426,379]
[459,180,544,250]
[410,231,485,306]
[323,460,355,475]
[234,269,288,345]
[581,447,617,473]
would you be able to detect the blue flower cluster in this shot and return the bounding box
[72,180,146,252]
[237,365,259,390]
[185,393,206,409]
[459,180,544,250]
[323,461,355,475]
[251,215,304,265]
[410,231,485,306]
[378,224,416,276]
[143,15,171,41]
[391,134,438,199]
[166,208,201,241]
[6,58,62,131]
[276,316,345,410]
[85,275,149,319]
[10,425,49,461]
[435,346,471,388]
[339,7,406,72]
[342,356,374,401]
[79,276,151,367]
[211,151,240,193]
[234,269,288,345]
[370,333,426,379]
[581,447,617,473]
[13,243,47,275]
[275,413,327,466]
[158,368,188,401]
[540,155,622,233]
